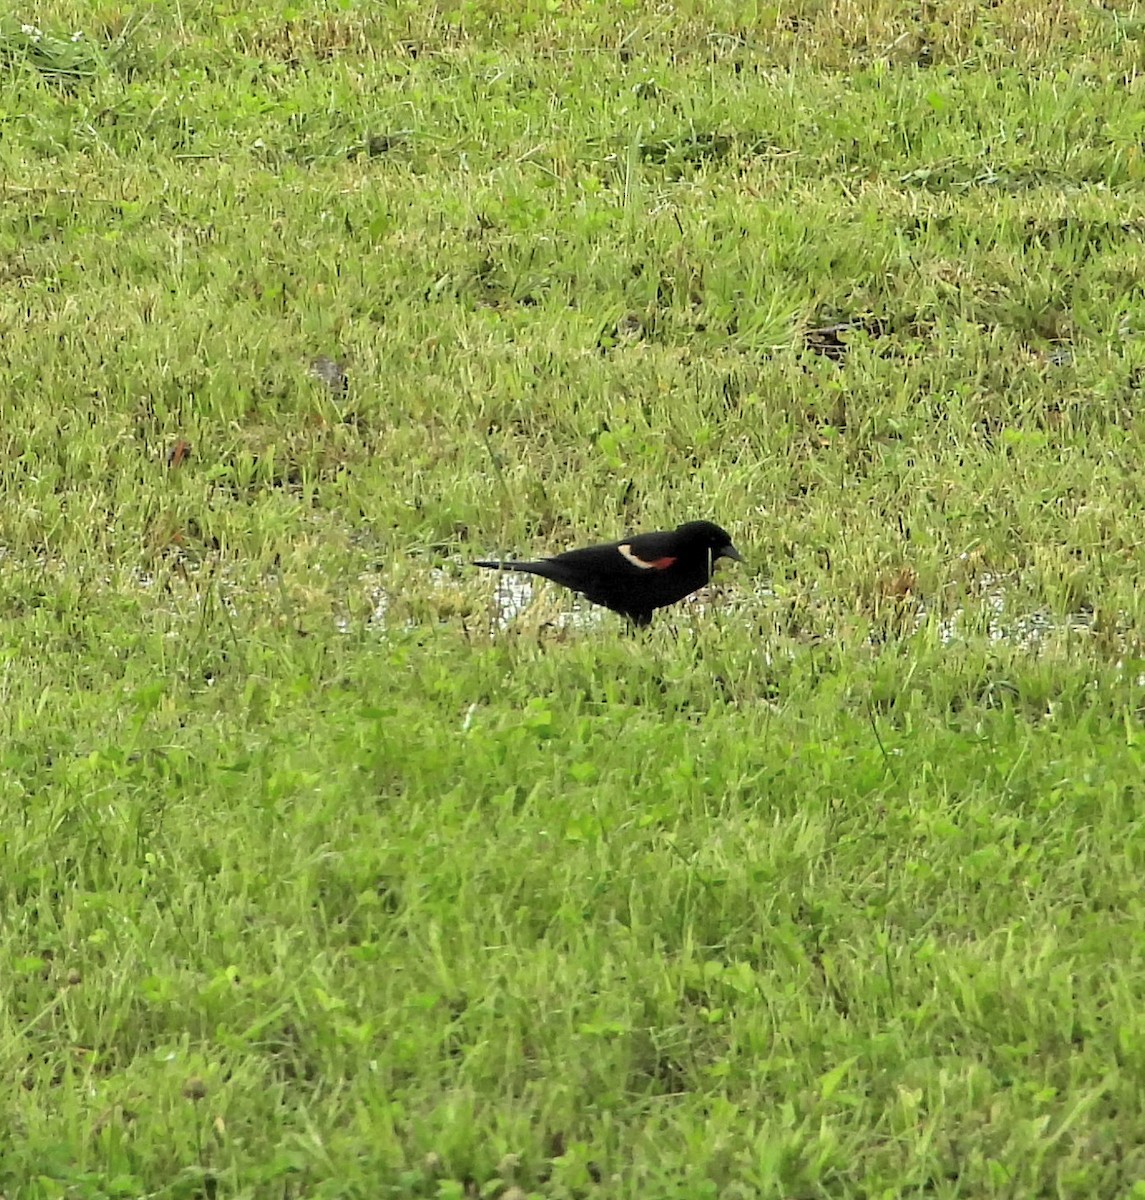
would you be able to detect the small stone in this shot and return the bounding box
[309,355,349,396]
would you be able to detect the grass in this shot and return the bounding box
[4,0,1145,1195]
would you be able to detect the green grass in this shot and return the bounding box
[4,0,1145,1195]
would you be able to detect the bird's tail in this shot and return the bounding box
[473,559,550,577]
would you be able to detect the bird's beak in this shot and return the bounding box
[719,543,743,563]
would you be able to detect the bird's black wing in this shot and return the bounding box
[612,529,682,571]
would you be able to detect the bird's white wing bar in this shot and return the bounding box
[618,544,676,570]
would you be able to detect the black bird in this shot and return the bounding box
[474,520,742,626]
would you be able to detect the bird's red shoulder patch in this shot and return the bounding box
[619,544,677,570]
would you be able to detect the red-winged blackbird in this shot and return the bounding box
[474,520,742,626]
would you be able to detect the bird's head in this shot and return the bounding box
[677,520,743,563]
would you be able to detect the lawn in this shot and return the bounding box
[3,1,1145,1196]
